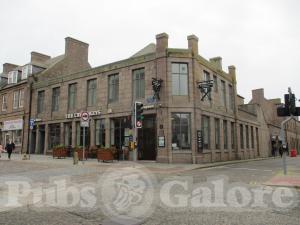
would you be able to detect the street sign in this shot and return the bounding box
[80,120,89,127]
[81,112,89,121]
[29,119,35,130]
[136,120,142,128]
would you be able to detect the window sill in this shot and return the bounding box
[172,150,192,154]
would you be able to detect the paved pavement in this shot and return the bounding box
[0,154,299,225]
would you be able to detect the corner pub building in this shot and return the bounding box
[21,33,272,163]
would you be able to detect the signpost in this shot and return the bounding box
[80,112,89,163]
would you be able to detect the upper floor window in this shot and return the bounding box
[221,80,226,107]
[68,83,77,110]
[21,65,32,80]
[11,89,24,109]
[228,84,234,110]
[213,75,218,92]
[133,68,145,99]
[13,91,19,109]
[87,79,96,107]
[203,70,210,81]
[2,95,7,111]
[52,87,60,112]
[18,89,24,108]
[108,74,119,103]
[37,90,45,114]
[8,71,18,84]
[172,63,188,96]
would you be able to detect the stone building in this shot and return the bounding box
[25,33,271,163]
[0,37,90,153]
[250,88,300,154]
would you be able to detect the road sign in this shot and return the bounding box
[81,112,89,121]
[30,119,35,130]
[136,120,142,128]
[80,120,89,127]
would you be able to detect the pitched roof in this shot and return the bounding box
[130,43,156,58]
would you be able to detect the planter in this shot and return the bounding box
[97,148,115,162]
[52,147,67,159]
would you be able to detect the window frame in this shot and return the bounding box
[171,63,188,96]
[52,87,60,112]
[87,79,97,107]
[215,118,220,149]
[13,91,19,109]
[202,115,210,150]
[108,74,119,103]
[2,95,7,111]
[68,83,77,110]
[171,113,191,150]
[133,68,145,100]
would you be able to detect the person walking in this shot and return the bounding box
[5,140,15,160]
[0,143,3,159]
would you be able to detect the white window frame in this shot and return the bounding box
[18,89,24,108]
[21,65,32,80]
[13,91,19,109]
[2,95,7,111]
[8,71,18,84]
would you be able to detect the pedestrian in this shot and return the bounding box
[5,140,15,160]
[279,145,283,158]
[0,143,3,159]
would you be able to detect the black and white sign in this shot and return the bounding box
[81,112,89,121]
[136,120,142,128]
[197,130,203,152]
[158,136,165,147]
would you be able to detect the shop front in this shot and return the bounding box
[1,119,23,151]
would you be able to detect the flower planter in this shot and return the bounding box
[52,147,67,159]
[97,148,115,162]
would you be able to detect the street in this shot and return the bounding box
[0,155,299,225]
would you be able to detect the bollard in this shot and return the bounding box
[73,151,79,165]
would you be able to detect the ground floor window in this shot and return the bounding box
[12,130,22,145]
[64,123,72,146]
[202,115,210,149]
[240,124,244,149]
[95,119,105,147]
[171,113,191,150]
[215,118,220,149]
[49,123,60,149]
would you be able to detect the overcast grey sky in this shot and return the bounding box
[0,0,299,103]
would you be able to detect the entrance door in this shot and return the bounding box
[138,115,156,160]
[38,125,45,154]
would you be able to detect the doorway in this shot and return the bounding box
[138,115,156,160]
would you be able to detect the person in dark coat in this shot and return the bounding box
[5,140,15,160]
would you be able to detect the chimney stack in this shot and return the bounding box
[252,88,265,103]
[187,34,199,56]
[228,65,236,84]
[210,57,222,70]
[156,33,169,54]
[65,37,89,62]
[3,63,19,74]
[31,52,51,64]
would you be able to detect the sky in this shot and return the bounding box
[0,0,299,103]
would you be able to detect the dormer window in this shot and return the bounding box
[21,64,32,80]
[8,71,18,84]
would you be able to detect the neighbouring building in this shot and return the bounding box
[0,37,90,153]
[249,88,300,154]
[25,33,271,163]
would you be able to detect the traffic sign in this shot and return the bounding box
[136,120,142,128]
[81,112,89,121]
[30,119,35,130]
[80,120,89,127]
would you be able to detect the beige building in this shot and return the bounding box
[250,88,300,154]
[23,33,272,163]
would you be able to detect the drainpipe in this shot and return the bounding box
[25,80,33,159]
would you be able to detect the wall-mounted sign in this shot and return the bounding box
[3,119,23,131]
[65,110,101,119]
[197,130,203,152]
[158,136,165,147]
